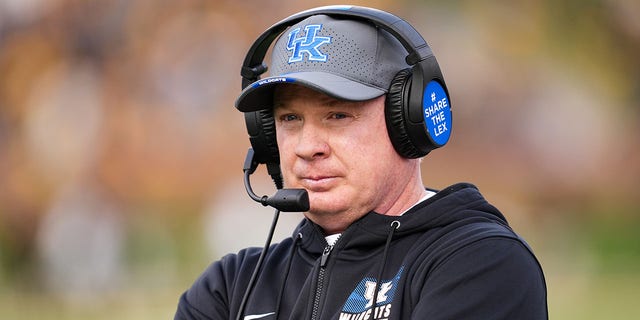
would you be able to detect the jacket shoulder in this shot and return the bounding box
[174,238,297,320]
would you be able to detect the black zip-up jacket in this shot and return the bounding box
[175,183,548,319]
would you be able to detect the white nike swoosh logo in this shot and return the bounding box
[244,312,275,320]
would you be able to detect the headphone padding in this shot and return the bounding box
[245,110,280,165]
[385,68,424,159]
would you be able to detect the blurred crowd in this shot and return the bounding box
[0,0,255,299]
[0,0,639,314]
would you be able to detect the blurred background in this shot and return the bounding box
[0,0,638,319]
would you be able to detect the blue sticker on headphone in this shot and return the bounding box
[423,81,452,147]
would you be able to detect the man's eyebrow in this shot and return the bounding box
[322,98,342,107]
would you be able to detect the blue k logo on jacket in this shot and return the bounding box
[339,267,404,319]
[286,24,331,63]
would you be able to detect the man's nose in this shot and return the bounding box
[294,122,330,161]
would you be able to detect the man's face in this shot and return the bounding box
[273,85,421,234]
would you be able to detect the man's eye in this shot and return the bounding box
[330,113,349,120]
[281,114,299,122]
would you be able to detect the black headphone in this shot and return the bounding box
[239,5,452,170]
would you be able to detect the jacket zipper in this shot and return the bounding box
[310,244,333,320]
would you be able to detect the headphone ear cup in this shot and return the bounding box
[385,68,425,159]
[244,110,280,165]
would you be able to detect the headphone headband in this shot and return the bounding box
[240,5,452,165]
[241,5,434,89]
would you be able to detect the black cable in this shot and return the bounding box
[236,148,283,320]
[235,207,281,320]
[235,148,307,319]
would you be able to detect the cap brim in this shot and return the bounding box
[235,72,386,112]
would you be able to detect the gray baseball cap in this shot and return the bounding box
[235,14,410,112]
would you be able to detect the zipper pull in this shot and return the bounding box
[320,245,333,267]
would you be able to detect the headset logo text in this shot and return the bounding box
[287,24,331,63]
[422,81,451,146]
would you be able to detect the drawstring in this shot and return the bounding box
[274,232,302,320]
[369,221,400,320]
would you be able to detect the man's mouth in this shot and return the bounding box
[299,175,338,191]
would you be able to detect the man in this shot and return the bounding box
[175,6,547,320]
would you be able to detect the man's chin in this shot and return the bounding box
[303,187,360,213]
[305,196,347,216]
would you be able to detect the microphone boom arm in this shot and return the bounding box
[243,148,310,212]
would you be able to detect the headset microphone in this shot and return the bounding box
[236,148,309,320]
[243,148,310,212]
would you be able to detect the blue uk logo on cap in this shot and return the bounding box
[286,24,332,63]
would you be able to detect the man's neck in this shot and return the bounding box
[323,189,435,242]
